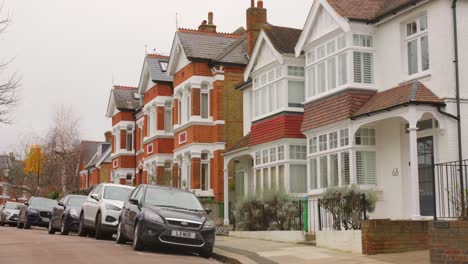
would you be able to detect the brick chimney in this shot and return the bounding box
[246,0,267,56]
[105,131,112,143]
[198,11,217,33]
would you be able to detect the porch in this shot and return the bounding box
[307,104,451,232]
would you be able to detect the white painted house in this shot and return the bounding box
[294,0,468,232]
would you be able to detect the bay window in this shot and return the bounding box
[290,165,307,193]
[201,153,209,191]
[288,81,305,107]
[405,15,429,75]
[126,128,133,151]
[356,151,377,184]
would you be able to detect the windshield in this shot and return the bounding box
[5,202,21,210]
[103,186,133,201]
[144,188,204,211]
[30,198,58,209]
[67,196,86,207]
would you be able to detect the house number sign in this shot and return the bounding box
[392,168,399,177]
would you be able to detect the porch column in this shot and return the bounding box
[408,125,421,218]
[223,169,229,225]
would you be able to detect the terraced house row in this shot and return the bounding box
[80,0,468,231]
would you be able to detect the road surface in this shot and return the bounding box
[0,225,220,264]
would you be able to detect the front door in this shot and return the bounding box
[418,136,435,216]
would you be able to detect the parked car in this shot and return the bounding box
[78,183,134,240]
[116,185,215,258]
[0,202,22,226]
[48,195,87,235]
[17,197,58,229]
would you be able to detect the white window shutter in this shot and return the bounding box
[353,51,362,83]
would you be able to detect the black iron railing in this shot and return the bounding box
[318,193,367,231]
[433,160,468,220]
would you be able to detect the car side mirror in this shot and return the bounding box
[90,194,100,201]
[129,198,139,205]
[58,202,66,209]
[24,202,29,206]
[205,208,212,215]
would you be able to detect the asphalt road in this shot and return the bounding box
[0,225,220,264]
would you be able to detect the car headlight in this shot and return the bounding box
[105,204,121,211]
[4,211,12,216]
[69,209,79,218]
[203,220,216,229]
[27,209,39,215]
[144,212,164,224]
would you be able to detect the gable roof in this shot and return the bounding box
[175,29,248,65]
[353,82,444,118]
[263,24,302,55]
[86,143,111,169]
[78,141,100,170]
[112,86,140,111]
[327,0,424,22]
[145,54,173,83]
[225,134,250,154]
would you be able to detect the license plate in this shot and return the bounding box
[171,230,195,239]
[42,218,50,223]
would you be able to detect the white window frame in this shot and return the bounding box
[200,153,210,191]
[404,15,429,77]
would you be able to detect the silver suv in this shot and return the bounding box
[78,183,134,239]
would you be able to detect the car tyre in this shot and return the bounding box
[78,214,88,237]
[60,217,69,235]
[48,220,56,234]
[199,247,213,259]
[115,221,127,244]
[17,219,23,229]
[0,215,4,226]
[24,215,31,229]
[95,212,105,240]
[132,221,144,251]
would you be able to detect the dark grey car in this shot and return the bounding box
[48,195,87,235]
[116,185,216,258]
[17,197,58,229]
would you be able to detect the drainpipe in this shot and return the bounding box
[134,117,137,185]
[452,0,465,217]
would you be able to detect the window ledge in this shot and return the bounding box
[173,119,224,133]
[308,184,380,196]
[111,151,134,159]
[143,131,174,143]
[400,70,431,84]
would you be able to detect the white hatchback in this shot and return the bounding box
[78,183,134,240]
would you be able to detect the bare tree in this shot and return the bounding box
[0,4,21,124]
[41,106,82,195]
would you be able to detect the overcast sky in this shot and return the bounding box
[0,0,312,153]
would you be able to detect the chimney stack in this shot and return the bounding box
[198,12,217,33]
[105,131,112,143]
[246,0,267,55]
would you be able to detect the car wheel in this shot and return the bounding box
[132,221,144,251]
[0,215,4,226]
[24,215,31,229]
[48,220,56,234]
[199,247,213,259]
[95,212,105,240]
[78,214,88,237]
[115,221,127,244]
[60,217,69,235]
[17,219,23,229]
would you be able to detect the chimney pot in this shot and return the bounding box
[251,0,255,7]
[105,131,112,143]
[257,0,263,8]
[208,12,213,25]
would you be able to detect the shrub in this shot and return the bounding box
[320,185,378,230]
[233,191,302,231]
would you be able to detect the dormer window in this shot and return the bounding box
[405,16,429,76]
[159,62,168,72]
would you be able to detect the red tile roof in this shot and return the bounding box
[225,134,250,153]
[327,0,422,21]
[146,53,169,60]
[353,82,444,118]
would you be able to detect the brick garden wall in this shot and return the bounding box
[430,221,468,263]
[362,219,430,255]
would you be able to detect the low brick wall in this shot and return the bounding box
[430,220,468,263]
[362,219,430,255]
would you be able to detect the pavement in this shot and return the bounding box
[214,236,430,264]
[0,225,219,264]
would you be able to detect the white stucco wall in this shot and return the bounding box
[316,230,362,253]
